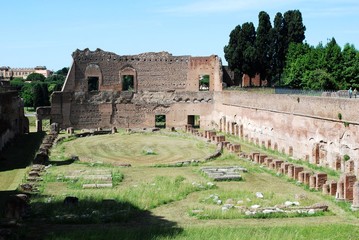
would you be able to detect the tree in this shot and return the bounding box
[21,83,34,107]
[255,11,272,85]
[342,43,359,89]
[283,10,306,51]
[270,12,286,85]
[26,73,45,82]
[224,10,306,87]
[32,82,50,109]
[10,77,25,90]
[55,67,69,76]
[224,25,243,77]
[323,38,343,87]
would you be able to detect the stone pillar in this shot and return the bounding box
[239,124,244,138]
[303,172,312,185]
[312,143,319,165]
[328,180,337,196]
[309,175,316,189]
[273,160,283,170]
[254,153,260,164]
[344,174,357,201]
[264,157,273,167]
[36,119,43,132]
[281,163,292,175]
[67,127,74,135]
[231,122,236,135]
[230,144,241,153]
[322,183,330,195]
[287,165,295,178]
[50,122,59,134]
[293,167,304,180]
[111,126,117,134]
[315,173,328,190]
[250,152,260,161]
[336,179,345,201]
[351,181,359,211]
[259,155,267,164]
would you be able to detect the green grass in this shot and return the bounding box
[41,224,359,240]
[3,129,359,240]
[49,132,216,166]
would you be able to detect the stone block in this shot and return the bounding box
[280,162,292,175]
[251,152,260,162]
[259,155,267,164]
[263,157,273,167]
[322,183,330,195]
[337,173,357,201]
[273,160,283,170]
[315,173,328,191]
[328,180,337,196]
[293,166,304,180]
[298,171,311,185]
[287,165,295,179]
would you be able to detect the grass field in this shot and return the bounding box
[1,130,359,239]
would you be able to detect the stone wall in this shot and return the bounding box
[213,91,359,175]
[52,49,221,129]
[0,91,29,151]
[49,48,359,178]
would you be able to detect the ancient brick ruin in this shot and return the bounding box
[0,90,29,151]
[48,48,222,130]
[39,48,359,181]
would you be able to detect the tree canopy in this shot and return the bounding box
[26,72,46,82]
[10,68,67,109]
[282,38,359,90]
[224,10,306,86]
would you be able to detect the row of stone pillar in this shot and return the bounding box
[249,152,359,211]
[185,125,241,154]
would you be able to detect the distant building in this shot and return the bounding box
[0,66,52,80]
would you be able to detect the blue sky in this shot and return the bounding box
[1,0,358,71]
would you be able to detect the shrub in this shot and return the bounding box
[338,113,342,120]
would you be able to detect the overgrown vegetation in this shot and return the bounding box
[224,10,359,90]
[10,67,68,109]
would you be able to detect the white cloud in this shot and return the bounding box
[159,0,289,15]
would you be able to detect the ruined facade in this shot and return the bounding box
[48,48,359,178]
[50,48,222,130]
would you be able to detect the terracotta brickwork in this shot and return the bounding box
[50,49,222,130]
[45,48,359,180]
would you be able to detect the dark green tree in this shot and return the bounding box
[21,83,34,107]
[323,38,343,87]
[26,73,45,82]
[342,43,359,88]
[224,25,243,78]
[270,12,286,85]
[55,67,69,76]
[255,11,272,85]
[283,10,306,51]
[10,77,25,90]
[32,82,50,109]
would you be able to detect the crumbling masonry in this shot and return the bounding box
[42,48,359,179]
